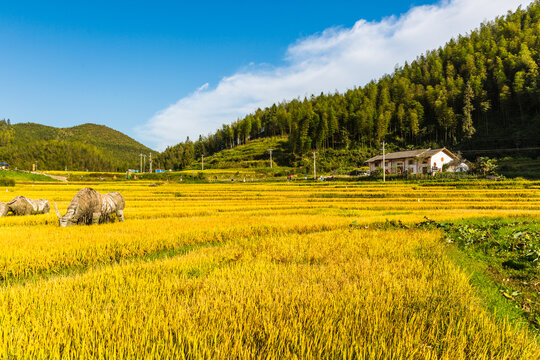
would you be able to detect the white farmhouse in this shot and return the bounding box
[366,148,458,174]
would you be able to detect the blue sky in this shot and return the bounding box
[0,0,532,149]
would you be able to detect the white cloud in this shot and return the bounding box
[196,83,209,92]
[138,0,533,150]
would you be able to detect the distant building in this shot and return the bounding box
[127,169,140,173]
[0,162,9,170]
[447,161,470,173]
[155,169,165,173]
[366,148,459,174]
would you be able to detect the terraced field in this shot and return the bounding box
[0,180,539,358]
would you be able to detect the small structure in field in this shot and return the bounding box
[0,196,50,217]
[55,187,125,227]
[366,148,460,174]
[0,162,9,170]
[447,161,470,173]
[155,169,165,173]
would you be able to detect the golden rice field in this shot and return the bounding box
[0,180,539,358]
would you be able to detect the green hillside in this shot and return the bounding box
[158,2,540,171]
[182,137,375,175]
[0,122,156,171]
[191,137,290,169]
[11,123,155,163]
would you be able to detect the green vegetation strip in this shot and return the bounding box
[0,170,57,184]
[442,218,540,333]
[361,217,540,334]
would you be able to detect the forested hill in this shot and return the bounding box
[158,2,540,170]
[0,122,156,171]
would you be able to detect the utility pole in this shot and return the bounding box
[201,155,204,171]
[139,153,143,173]
[313,151,317,180]
[143,154,147,173]
[382,141,386,183]
[149,153,153,173]
[268,149,273,168]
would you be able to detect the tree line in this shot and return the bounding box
[158,2,540,170]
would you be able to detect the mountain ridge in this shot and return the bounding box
[0,121,156,171]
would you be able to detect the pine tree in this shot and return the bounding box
[462,81,476,139]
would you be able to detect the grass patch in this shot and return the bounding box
[0,178,15,187]
[418,217,540,334]
[0,170,57,183]
[445,245,532,330]
[359,216,540,335]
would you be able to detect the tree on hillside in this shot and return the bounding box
[0,120,14,147]
[462,81,476,139]
[156,2,540,169]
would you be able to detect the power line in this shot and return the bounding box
[459,147,540,153]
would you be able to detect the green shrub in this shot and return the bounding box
[0,178,15,186]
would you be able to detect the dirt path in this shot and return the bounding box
[31,172,68,182]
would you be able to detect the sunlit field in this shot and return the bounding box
[0,180,539,358]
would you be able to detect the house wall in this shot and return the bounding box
[368,150,456,175]
[430,151,454,172]
[388,158,423,174]
[369,158,418,174]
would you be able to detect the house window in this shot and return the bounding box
[441,157,444,162]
